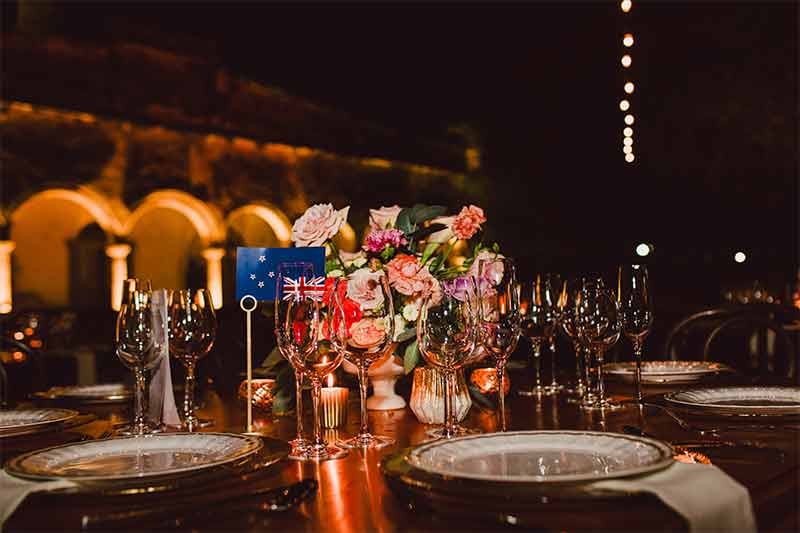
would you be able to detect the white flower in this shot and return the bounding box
[291,204,350,247]
[346,268,385,311]
[393,314,408,341]
[402,301,420,322]
[369,205,403,230]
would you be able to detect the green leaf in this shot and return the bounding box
[409,223,447,240]
[467,383,496,409]
[403,340,420,374]
[325,257,341,274]
[395,208,413,235]
[420,241,440,266]
[379,245,396,262]
[260,347,284,371]
[395,326,416,343]
[410,205,446,224]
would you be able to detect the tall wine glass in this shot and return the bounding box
[275,263,347,461]
[518,274,559,397]
[557,277,591,402]
[574,277,621,410]
[417,278,479,439]
[618,264,654,403]
[542,273,563,395]
[116,285,162,435]
[477,258,521,432]
[331,270,395,449]
[275,262,315,458]
[168,288,217,431]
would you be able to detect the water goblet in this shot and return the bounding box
[518,274,559,397]
[275,263,347,461]
[618,264,654,403]
[557,277,592,402]
[574,277,621,410]
[116,284,163,435]
[330,270,395,449]
[417,278,479,439]
[477,258,521,432]
[167,288,217,431]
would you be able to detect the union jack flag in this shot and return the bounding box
[282,276,327,302]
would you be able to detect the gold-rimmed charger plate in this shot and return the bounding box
[0,409,80,438]
[604,361,733,384]
[31,383,131,404]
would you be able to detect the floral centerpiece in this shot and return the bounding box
[260,202,502,415]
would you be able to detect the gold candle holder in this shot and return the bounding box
[321,386,349,428]
[238,379,276,412]
[470,367,511,396]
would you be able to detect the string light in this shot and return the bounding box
[621,54,632,68]
[623,33,634,47]
[620,2,635,163]
[623,127,633,136]
[621,0,632,13]
[619,99,630,111]
[623,137,633,146]
[624,114,634,125]
[623,146,633,154]
[624,82,635,94]
[625,153,635,163]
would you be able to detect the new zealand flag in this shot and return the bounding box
[235,247,326,302]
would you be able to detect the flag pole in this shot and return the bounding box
[239,295,258,434]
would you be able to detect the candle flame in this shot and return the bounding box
[326,373,335,387]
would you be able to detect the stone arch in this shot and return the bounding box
[123,190,225,291]
[10,186,126,308]
[225,202,292,247]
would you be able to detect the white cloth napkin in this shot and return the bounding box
[149,289,181,427]
[593,462,756,532]
[0,470,76,531]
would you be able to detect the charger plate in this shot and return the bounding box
[0,409,79,438]
[32,383,131,404]
[404,431,673,484]
[664,386,800,416]
[6,432,263,482]
[604,361,733,384]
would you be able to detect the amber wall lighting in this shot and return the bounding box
[0,241,16,314]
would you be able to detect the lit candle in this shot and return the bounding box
[321,373,349,429]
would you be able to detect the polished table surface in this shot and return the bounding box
[5,372,799,532]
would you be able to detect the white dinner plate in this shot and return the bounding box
[604,360,733,384]
[0,409,79,437]
[32,383,131,403]
[406,430,674,483]
[664,386,800,416]
[5,432,263,482]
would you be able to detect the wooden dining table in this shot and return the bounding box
[4,369,799,532]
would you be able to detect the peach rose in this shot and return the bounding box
[349,318,387,348]
[369,205,403,230]
[451,205,486,240]
[386,254,434,296]
[346,268,385,311]
[291,204,350,247]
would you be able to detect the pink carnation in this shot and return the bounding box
[363,229,407,253]
[386,254,433,296]
[451,205,486,240]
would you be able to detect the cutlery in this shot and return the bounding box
[80,478,318,530]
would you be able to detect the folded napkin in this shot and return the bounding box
[0,471,76,531]
[149,289,181,427]
[593,462,756,532]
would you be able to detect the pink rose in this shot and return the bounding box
[386,254,431,296]
[291,204,350,247]
[349,318,388,348]
[363,229,407,253]
[451,205,486,240]
[346,268,385,311]
[468,250,505,284]
[369,205,403,230]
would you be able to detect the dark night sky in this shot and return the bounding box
[6,1,799,308]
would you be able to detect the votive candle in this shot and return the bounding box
[321,386,349,428]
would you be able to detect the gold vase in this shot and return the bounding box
[409,367,471,425]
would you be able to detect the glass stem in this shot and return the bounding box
[532,341,542,391]
[312,378,323,448]
[133,366,147,433]
[184,362,195,430]
[583,347,594,398]
[496,361,506,432]
[549,338,558,387]
[295,371,304,440]
[596,348,607,405]
[574,342,586,392]
[357,363,370,438]
[633,339,644,403]
[444,369,454,437]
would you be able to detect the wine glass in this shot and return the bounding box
[275,262,347,461]
[542,273,563,395]
[477,258,521,432]
[274,263,315,458]
[574,277,621,410]
[618,264,654,403]
[557,277,592,402]
[417,278,479,439]
[330,270,395,449]
[518,274,559,397]
[168,288,217,431]
[115,283,162,435]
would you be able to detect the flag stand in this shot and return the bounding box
[239,294,259,436]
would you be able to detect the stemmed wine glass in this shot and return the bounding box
[330,269,395,448]
[557,277,591,402]
[275,262,347,461]
[519,274,559,397]
[542,273,563,395]
[574,277,621,410]
[618,264,654,403]
[417,277,479,439]
[167,288,217,431]
[116,280,162,435]
[477,258,521,432]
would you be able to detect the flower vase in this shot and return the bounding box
[409,366,471,424]
[342,344,406,410]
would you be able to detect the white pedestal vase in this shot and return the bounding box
[342,344,406,410]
